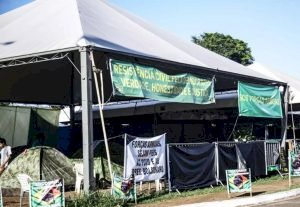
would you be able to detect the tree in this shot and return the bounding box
[191,32,254,66]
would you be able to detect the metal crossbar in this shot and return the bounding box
[0,52,69,68]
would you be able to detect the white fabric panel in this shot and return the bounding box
[248,63,300,104]
[0,0,85,59]
[0,0,277,83]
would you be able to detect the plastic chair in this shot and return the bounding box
[73,163,96,193]
[16,173,32,207]
[73,163,84,193]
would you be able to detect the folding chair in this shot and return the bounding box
[16,173,32,207]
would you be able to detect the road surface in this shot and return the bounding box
[256,196,300,207]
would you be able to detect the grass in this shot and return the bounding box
[253,174,288,184]
[138,185,226,204]
[138,174,292,205]
[65,174,300,206]
[66,191,122,207]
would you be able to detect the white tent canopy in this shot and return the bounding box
[0,0,284,86]
[248,63,300,105]
[0,0,289,192]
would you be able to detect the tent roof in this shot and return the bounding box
[248,63,300,104]
[0,0,283,84]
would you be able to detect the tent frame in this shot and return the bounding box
[0,45,289,193]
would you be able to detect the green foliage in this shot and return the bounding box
[233,124,255,141]
[66,191,128,207]
[192,32,254,66]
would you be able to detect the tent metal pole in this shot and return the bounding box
[167,144,172,192]
[281,85,289,149]
[90,51,113,181]
[80,47,94,192]
[291,101,296,149]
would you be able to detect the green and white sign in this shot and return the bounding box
[29,179,64,207]
[110,60,215,105]
[112,174,136,202]
[226,169,252,197]
[238,82,283,118]
[288,151,300,187]
[289,151,300,176]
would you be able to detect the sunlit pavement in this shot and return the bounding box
[175,188,300,207]
[255,195,300,207]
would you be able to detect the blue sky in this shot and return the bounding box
[1,0,299,77]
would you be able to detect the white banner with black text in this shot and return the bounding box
[124,133,166,182]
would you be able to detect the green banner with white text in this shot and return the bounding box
[110,60,215,105]
[238,82,282,118]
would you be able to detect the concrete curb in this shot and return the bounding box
[175,188,300,207]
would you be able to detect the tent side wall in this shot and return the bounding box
[0,106,31,147]
[42,148,75,186]
[0,147,75,188]
[0,148,40,188]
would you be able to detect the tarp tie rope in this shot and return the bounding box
[66,56,81,75]
[95,134,124,144]
[227,116,239,141]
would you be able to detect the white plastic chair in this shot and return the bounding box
[73,163,84,193]
[73,163,96,193]
[16,173,32,207]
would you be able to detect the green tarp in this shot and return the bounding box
[0,106,60,148]
[110,60,215,105]
[238,82,283,118]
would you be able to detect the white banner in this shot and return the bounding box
[124,134,166,182]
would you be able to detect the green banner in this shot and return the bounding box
[30,179,64,207]
[110,60,215,104]
[226,169,251,193]
[238,82,283,118]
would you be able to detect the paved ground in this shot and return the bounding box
[256,196,300,207]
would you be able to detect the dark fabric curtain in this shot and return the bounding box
[218,144,237,181]
[236,142,266,177]
[169,143,216,190]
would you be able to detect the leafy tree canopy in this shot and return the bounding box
[191,32,254,66]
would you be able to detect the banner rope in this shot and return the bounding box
[227,116,239,141]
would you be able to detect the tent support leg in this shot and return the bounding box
[90,51,113,182]
[80,47,94,193]
[281,85,289,149]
